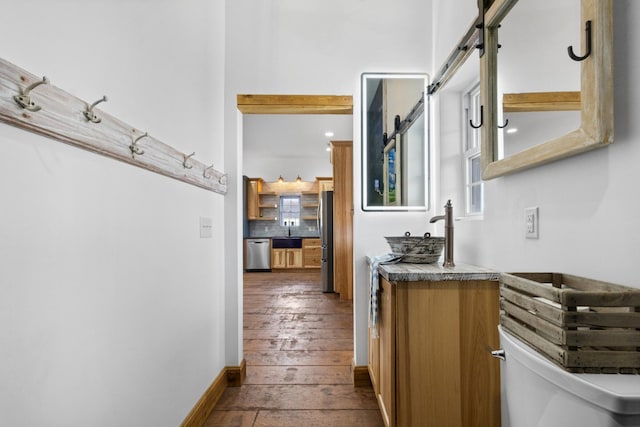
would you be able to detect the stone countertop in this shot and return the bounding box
[367,257,500,282]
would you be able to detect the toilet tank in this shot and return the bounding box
[499,326,640,427]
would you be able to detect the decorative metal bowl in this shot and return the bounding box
[384,232,445,264]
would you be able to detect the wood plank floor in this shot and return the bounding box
[205,270,383,427]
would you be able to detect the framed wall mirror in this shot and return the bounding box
[361,73,429,210]
[480,0,613,180]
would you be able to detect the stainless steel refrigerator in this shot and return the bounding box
[319,190,334,292]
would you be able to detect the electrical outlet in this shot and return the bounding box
[525,207,539,239]
[200,217,212,238]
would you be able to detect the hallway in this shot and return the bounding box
[205,270,383,426]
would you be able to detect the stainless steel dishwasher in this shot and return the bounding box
[245,238,271,271]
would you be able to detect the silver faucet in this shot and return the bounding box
[429,200,455,268]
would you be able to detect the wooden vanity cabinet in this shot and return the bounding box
[377,277,395,426]
[370,277,501,427]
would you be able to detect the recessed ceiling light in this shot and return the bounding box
[324,131,334,137]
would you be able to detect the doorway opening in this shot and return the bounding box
[237,94,357,384]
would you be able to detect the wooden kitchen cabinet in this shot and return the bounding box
[302,238,321,268]
[301,193,320,221]
[272,249,287,269]
[246,177,278,221]
[370,277,501,427]
[316,176,334,195]
[330,141,353,300]
[246,178,263,220]
[272,248,302,269]
[287,249,302,268]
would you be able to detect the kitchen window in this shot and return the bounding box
[462,82,483,215]
[279,196,300,227]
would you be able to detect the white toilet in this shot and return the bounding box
[499,326,640,427]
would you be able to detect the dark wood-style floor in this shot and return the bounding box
[205,270,383,426]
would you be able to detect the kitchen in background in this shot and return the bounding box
[243,175,334,287]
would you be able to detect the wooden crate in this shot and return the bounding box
[500,272,640,373]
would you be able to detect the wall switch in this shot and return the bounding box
[525,207,539,239]
[200,217,213,238]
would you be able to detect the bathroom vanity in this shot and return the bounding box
[369,261,501,427]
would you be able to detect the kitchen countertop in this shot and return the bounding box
[368,256,500,282]
[245,236,320,239]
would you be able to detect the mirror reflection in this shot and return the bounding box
[497,0,581,160]
[361,73,429,211]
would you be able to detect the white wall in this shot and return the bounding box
[244,156,332,182]
[0,1,226,426]
[242,114,350,180]
[224,0,434,366]
[434,1,640,290]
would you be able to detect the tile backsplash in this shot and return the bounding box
[250,220,319,238]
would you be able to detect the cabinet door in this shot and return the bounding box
[395,280,500,427]
[302,239,321,268]
[246,178,262,220]
[287,249,303,268]
[458,281,501,427]
[302,247,321,268]
[271,249,286,269]
[368,324,380,396]
[378,278,395,427]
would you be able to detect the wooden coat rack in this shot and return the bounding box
[0,57,227,194]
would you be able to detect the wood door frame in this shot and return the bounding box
[236,93,354,282]
[237,94,353,115]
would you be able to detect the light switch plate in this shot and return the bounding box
[525,207,539,239]
[200,217,212,238]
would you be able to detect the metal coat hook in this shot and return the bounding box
[498,118,509,129]
[14,76,49,112]
[84,95,108,123]
[568,20,592,62]
[203,164,214,179]
[129,132,147,158]
[469,105,484,129]
[183,152,195,169]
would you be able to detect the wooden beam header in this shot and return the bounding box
[237,94,353,115]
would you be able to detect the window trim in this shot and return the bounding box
[462,81,484,217]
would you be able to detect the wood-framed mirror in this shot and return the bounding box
[480,0,613,180]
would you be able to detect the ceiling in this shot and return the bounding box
[243,114,353,159]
